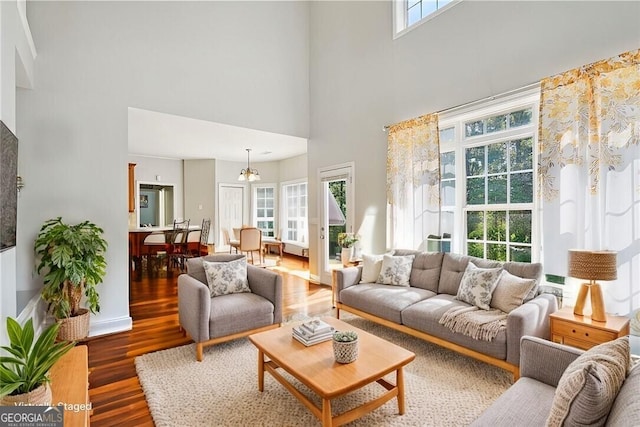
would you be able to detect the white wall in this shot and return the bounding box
[17,1,309,336]
[307,0,640,279]
[184,159,216,242]
[0,0,36,340]
[279,153,308,183]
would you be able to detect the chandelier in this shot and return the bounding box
[238,148,261,182]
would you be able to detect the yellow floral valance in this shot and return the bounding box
[538,49,640,201]
[386,113,440,206]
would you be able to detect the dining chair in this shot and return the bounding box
[222,228,240,254]
[168,219,190,271]
[239,227,262,265]
[187,218,211,257]
[142,232,169,274]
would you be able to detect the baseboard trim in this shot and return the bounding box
[89,315,132,337]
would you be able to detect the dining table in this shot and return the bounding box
[128,225,200,281]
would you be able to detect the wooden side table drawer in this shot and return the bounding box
[553,321,618,345]
[549,307,630,351]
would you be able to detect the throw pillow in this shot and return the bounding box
[377,254,415,287]
[545,336,630,427]
[202,257,251,297]
[360,254,384,283]
[455,262,503,310]
[490,270,537,313]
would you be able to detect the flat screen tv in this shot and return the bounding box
[1,120,18,252]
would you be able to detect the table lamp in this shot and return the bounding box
[568,250,617,322]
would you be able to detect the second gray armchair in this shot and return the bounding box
[178,254,283,361]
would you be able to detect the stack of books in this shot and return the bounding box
[292,319,335,346]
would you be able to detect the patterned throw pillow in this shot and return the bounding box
[546,337,630,427]
[377,254,415,287]
[360,254,384,283]
[202,258,251,297]
[490,270,537,313]
[455,262,503,310]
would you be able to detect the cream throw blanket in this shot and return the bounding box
[439,306,507,342]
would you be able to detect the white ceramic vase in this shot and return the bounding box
[341,247,353,267]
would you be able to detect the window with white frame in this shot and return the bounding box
[281,181,307,243]
[253,185,276,237]
[394,0,460,36]
[438,89,539,262]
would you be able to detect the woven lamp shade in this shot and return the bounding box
[568,250,617,281]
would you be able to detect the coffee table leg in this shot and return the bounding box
[321,398,332,427]
[397,367,405,415]
[258,349,265,392]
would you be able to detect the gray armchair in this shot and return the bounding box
[178,254,283,361]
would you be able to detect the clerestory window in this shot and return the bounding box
[394,0,461,37]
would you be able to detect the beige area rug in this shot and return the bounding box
[135,314,512,426]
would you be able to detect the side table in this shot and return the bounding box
[50,345,91,426]
[550,307,630,350]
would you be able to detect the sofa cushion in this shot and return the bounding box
[546,336,630,427]
[456,262,503,310]
[438,253,502,296]
[340,283,435,324]
[401,294,507,360]
[186,254,245,285]
[377,254,415,286]
[503,261,543,301]
[470,377,556,427]
[606,362,640,426]
[209,292,274,338]
[490,270,537,313]
[360,253,384,283]
[203,258,251,297]
[393,250,444,292]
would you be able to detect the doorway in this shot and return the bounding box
[136,182,175,227]
[218,184,245,251]
[318,164,354,284]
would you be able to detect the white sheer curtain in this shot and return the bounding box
[538,49,640,316]
[386,114,440,250]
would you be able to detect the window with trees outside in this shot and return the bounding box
[281,181,307,243]
[254,186,275,237]
[438,89,539,263]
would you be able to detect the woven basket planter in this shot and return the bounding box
[57,308,90,341]
[0,383,52,406]
[333,338,358,364]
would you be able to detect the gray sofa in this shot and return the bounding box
[335,250,558,377]
[472,336,640,426]
[178,254,282,361]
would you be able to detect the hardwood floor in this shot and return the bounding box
[86,254,331,426]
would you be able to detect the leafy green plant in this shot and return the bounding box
[35,217,108,319]
[337,233,359,248]
[333,330,358,342]
[0,318,75,398]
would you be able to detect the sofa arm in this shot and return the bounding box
[334,266,362,303]
[247,265,283,324]
[177,273,211,343]
[505,293,558,365]
[520,336,583,387]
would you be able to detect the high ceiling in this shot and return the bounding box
[127,107,308,162]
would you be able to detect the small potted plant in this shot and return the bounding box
[333,330,359,364]
[35,217,108,341]
[0,317,75,406]
[337,232,359,266]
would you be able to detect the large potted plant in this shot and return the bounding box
[0,317,75,405]
[35,217,108,341]
[337,232,359,266]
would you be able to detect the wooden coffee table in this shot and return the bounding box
[248,316,415,426]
